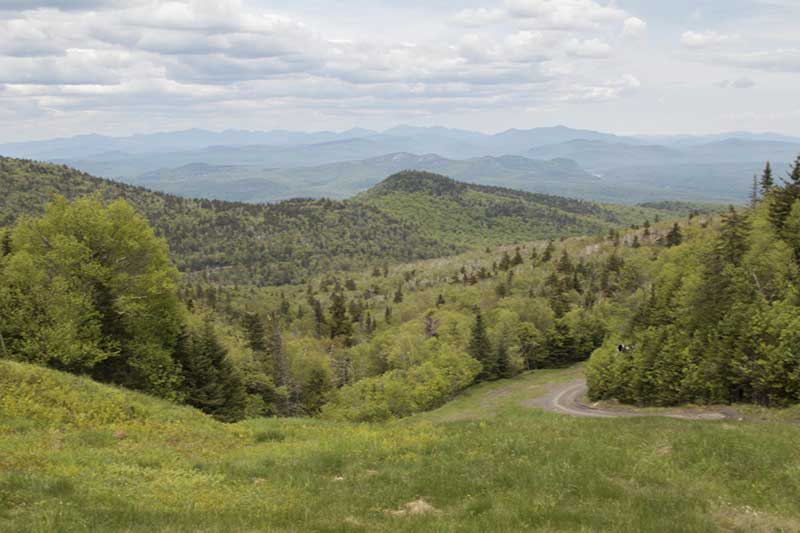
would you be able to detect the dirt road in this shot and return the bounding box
[530,378,736,420]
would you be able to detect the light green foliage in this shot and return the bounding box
[321,341,481,421]
[588,202,800,406]
[0,195,183,397]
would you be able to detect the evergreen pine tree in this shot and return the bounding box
[0,231,11,256]
[542,240,555,262]
[467,310,494,381]
[393,285,404,303]
[556,250,573,274]
[750,174,760,209]
[242,312,267,353]
[384,306,392,324]
[768,156,800,232]
[176,323,246,422]
[499,251,512,271]
[632,235,641,248]
[436,294,446,307]
[328,288,353,343]
[760,161,774,195]
[665,223,683,247]
[511,248,524,267]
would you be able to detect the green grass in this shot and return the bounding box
[2,360,800,532]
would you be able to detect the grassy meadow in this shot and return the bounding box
[2,359,800,532]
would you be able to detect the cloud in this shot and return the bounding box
[718,48,800,73]
[716,77,756,89]
[622,17,646,37]
[564,37,612,58]
[452,7,505,27]
[561,74,640,102]
[504,0,627,30]
[681,30,737,49]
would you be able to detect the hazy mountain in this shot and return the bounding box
[130,153,594,203]
[3,125,798,206]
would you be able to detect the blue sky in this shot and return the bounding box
[0,0,798,141]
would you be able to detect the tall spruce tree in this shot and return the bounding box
[760,161,774,195]
[175,323,246,422]
[328,288,352,344]
[467,310,494,381]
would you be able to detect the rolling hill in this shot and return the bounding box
[0,158,699,285]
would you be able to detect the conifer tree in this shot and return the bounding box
[467,310,494,381]
[0,231,10,256]
[511,248,524,267]
[542,240,555,262]
[242,312,267,353]
[632,235,641,248]
[665,223,683,247]
[423,311,439,338]
[768,156,800,232]
[436,294,446,307]
[175,323,246,422]
[760,161,774,195]
[393,285,404,304]
[556,250,573,274]
[496,340,513,379]
[311,298,326,338]
[499,251,512,271]
[750,174,760,209]
[384,306,392,324]
[328,288,352,344]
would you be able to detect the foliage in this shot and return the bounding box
[0,195,183,398]
[587,196,800,406]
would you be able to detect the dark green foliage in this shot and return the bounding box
[665,223,683,247]
[328,289,353,344]
[174,323,247,422]
[542,240,555,262]
[760,161,774,194]
[0,158,455,286]
[468,311,495,381]
[768,156,800,233]
[242,313,267,354]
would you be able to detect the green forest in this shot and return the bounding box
[2,155,800,531]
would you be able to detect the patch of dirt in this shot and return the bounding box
[714,504,800,532]
[386,499,439,517]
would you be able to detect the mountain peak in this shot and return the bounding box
[366,170,467,197]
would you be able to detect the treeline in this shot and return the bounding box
[588,157,800,406]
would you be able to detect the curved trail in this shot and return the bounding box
[531,379,736,420]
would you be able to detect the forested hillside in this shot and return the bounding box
[588,157,800,406]
[0,157,456,286]
[0,158,698,286]
[358,170,707,247]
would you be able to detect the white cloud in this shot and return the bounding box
[565,37,612,58]
[681,30,737,49]
[561,74,640,102]
[452,7,505,27]
[716,77,756,89]
[622,17,646,38]
[505,0,627,30]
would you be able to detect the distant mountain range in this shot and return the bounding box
[2,125,798,204]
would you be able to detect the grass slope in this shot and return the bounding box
[3,360,800,532]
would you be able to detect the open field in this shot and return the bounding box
[3,360,800,532]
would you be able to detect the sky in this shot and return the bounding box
[0,0,799,142]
